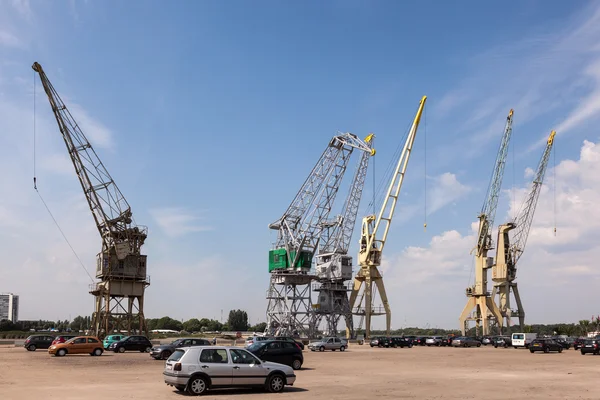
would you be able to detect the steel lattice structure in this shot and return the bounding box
[266,133,372,338]
[459,110,514,336]
[33,62,149,338]
[492,131,555,330]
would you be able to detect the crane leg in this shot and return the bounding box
[512,283,525,330]
[373,275,391,336]
[347,278,363,339]
[459,297,476,335]
[364,276,372,340]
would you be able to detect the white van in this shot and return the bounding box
[511,332,537,348]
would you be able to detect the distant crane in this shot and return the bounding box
[33,62,149,338]
[313,134,375,337]
[266,133,373,338]
[492,130,556,331]
[347,96,427,340]
[459,110,514,336]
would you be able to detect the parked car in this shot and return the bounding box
[440,336,455,347]
[580,339,600,355]
[451,337,481,347]
[370,336,389,348]
[481,336,493,346]
[163,346,296,395]
[51,335,77,346]
[551,337,571,349]
[269,336,305,350]
[425,336,443,346]
[151,338,211,360]
[23,334,55,351]
[247,339,303,370]
[390,337,413,348]
[48,336,104,357]
[103,334,126,349]
[245,335,270,348]
[529,338,563,353]
[493,336,512,348]
[512,333,537,349]
[413,337,427,346]
[573,337,586,350]
[308,337,348,352]
[109,335,153,353]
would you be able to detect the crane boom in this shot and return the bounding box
[363,96,426,261]
[510,130,555,263]
[32,62,146,259]
[320,134,374,254]
[476,110,514,256]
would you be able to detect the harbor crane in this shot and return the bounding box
[313,134,375,337]
[459,110,514,336]
[266,133,373,338]
[492,130,555,331]
[33,62,149,338]
[347,96,427,340]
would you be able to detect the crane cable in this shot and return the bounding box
[553,136,557,236]
[32,71,94,284]
[424,103,427,232]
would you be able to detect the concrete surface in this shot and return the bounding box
[1,344,599,399]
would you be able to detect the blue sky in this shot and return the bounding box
[2,0,600,329]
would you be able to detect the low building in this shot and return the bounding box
[0,293,19,322]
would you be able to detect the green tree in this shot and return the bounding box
[183,318,202,333]
[227,310,248,331]
[0,319,16,331]
[204,319,223,332]
[155,316,183,331]
[250,322,267,332]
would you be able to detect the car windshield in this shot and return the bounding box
[247,342,266,352]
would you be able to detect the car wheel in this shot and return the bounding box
[145,346,152,353]
[494,345,498,348]
[581,351,585,355]
[463,343,468,348]
[292,358,302,370]
[118,347,125,353]
[319,346,325,352]
[93,348,103,356]
[408,343,413,348]
[266,373,285,393]
[28,344,36,351]
[340,345,346,352]
[530,349,534,353]
[544,348,549,354]
[477,343,481,347]
[187,376,208,395]
[57,349,67,357]
[558,348,563,353]
[161,351,171,360]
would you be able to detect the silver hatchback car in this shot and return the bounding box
[163,346,296,396]
[308,337,348,352]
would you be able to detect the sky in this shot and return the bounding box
[1,0,600,330]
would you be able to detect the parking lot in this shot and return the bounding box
[2,344,600,399]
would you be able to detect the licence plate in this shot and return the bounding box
[534,344,540,346]
[585,345,592,347]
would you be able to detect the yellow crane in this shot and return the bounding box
[347,96,427,339]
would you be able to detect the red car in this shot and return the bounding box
[51,335,77,345]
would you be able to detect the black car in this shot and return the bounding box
[493,336,512,348]
[441,336,456,347]
[247,339,304,370]
[370,336,390,347]
[109,335,153,353]
[551,337,571,349]
[573,337,586,350]
[390,337,413,348]
[529,338,563,353]
[150,337,211,360]
[268,336,305,350]
[23,334,55,351]
[580,339,600,355]
[413,336,427,346]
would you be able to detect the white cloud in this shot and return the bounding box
[150,207,213,238]
[379,138,600,328]
[10,0,32,20]
[427,172,471,215]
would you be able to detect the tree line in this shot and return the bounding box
[0,309,266,333]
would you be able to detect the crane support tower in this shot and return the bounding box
[459,110,514,336]
[313,134,375,337]
[492,130,555,331]
[33,62,149,339]
[266,133,373,338]
[348,96,427,340]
